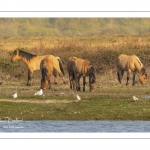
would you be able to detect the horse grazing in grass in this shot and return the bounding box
[40,56,66,90]
[116,54,147,86]
[11,49,61,86]
[67,56,96,92]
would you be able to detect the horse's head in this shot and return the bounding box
[89,65,96,92]
[40,77,49,90]
[139,68,147,84]
[11,49,20,62]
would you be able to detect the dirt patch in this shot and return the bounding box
[0,99,80,104]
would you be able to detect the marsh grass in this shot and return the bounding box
[1,74,150,120]
[1,35,150,120]
[1,93,150,120]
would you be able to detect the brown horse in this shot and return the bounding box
[11,49,60,86]
[67,56,96,92]
[40,56,66,90]
[116,54,147,85]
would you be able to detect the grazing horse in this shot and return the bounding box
[11,49,61,86]
[40,56,66,90]
[67,56,96,92]
[116,54,147,85]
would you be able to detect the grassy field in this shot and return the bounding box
[1,35,150,120]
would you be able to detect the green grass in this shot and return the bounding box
[1,95,150,121]
[1,77,150,121]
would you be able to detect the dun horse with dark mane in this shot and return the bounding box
[40,56,66,90]
[67,56,96,92]
[11,49,62,86]
[116,54,147,85]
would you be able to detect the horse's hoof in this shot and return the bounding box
[77,88,80,91]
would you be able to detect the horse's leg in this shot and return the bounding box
[77,76,81,91]
[72,80,76,90]
[117,70,121,84]
[117,69,124,84]
[74,73,80,91]
[71,70,76,90]
[121,70,124,81]
[69,74,73,89]
[54,68,67,84]
[60,73,67,84]
[27,69,33,86]
[126,70,131,86]
[47,76,51,89]
[132,70,136,86]
[53,69,58,84]
[83,76,86,91]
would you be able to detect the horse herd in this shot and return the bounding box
[11,49,148,92]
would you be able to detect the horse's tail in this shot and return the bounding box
[57,58,65,75]
[72,67,75,80]
[70,60,76,79]
[41,67,47,82]
[89,65,96,84]
[41,59,47,82]
[117,71,121,83]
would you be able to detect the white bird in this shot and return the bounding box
[76,94,81,100]
[12,92,17,98]
[34,89,43,96]
[132,96,138,101]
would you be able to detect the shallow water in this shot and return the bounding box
[0,120,150,132]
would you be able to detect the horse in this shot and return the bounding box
[40,56,66,90]
[67,56,96,92]
[11,49,61,86]
[116,54,147,86]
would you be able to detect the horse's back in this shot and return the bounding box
[116,54,130,70]
[71,57,91,76]
[74,57,87,72]
[43,55,59,66]
[31,55,53,70]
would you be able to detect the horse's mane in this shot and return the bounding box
[133,55,143,68]
[15,49,37,61]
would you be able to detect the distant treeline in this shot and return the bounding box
[0,18,150,36]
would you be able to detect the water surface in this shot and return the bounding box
[0,120,150,132]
